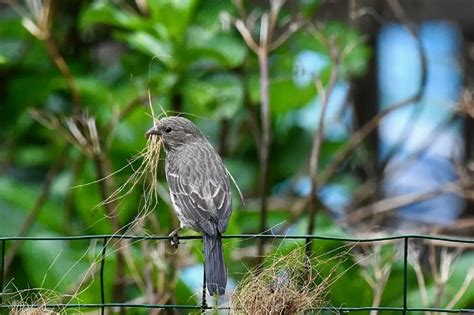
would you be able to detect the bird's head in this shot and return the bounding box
[145,116,205,151]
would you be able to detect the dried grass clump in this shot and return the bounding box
[5,288,69,315]
[231,247,336,315]
[95,135,162,211]
[10,306,58,315]
[141,134,162,209]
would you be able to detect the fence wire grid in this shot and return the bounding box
[0,233,473,314]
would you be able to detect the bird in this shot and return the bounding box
[146,116,232,296]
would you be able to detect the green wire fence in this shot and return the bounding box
[0,234,473,314]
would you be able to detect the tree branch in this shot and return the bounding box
[256,45,271,258]
[43,36,81,114]
[317,0,428,187]
[305,40,340,253]
[345,181,464,224]
[233,0,297,260]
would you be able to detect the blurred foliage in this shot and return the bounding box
[0,0,472,313]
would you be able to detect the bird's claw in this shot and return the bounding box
[169,229,180,248]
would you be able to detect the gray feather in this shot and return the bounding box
[156,117,233,295]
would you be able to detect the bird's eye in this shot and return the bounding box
[165,127,172,133]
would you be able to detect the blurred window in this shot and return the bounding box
[378,22,464,225]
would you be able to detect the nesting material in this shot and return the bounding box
[95,134,162,220]
[230,247,335,315]
[10,306,58,315]
[6,289,66,315]
[141,135,162,213]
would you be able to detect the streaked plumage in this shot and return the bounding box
[146,116,232,295]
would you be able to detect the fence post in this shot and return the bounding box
[403,237,409,315]
[100,237,107,315]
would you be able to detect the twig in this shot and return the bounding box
[345,181,464,224]
[446,267,473,309]
[370,262,391,315]
[13,0,82,113]
[270,21,302,51]
[305,37,340,253]
[233,0,300,259]
[378,0,427,170]
[256,40,271,258]
[431,217,474,234]
[408,246,430,314]
[356,242,397,315]
[65,114,129,311]
[317,0,428,188]
[319,97,421,187]
[43,35,81,113]
[234,20,259,53]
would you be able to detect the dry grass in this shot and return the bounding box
[10,306,58,315]
[140,134,162,216]
[4,288,72,315]
[94,135,162,213]
[230,246,339,315]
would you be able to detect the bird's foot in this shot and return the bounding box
[169,228,181,248]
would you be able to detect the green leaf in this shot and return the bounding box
[20,236,92,291]
[147,0,198,42]
[247,52,318,114]
[247,74,317,114]
[0,201,29,236]
[326,22,370,77]
[300,0,321,18]
[194,0,235,30]
[119,31,174,68]
[175,278,198,305]
[269,74,317,114]
[186,27,247,67]
[0,14,29,37]
[182,73,243,119]
[224,158,258,194]
[0,177,65,233]
[182,79,215,109]
[75,76,111,105]
[80,2,147,30]
[14,146,53,167]
[0,39,23,65]
[6,74,63,110]
[291,23,370,78]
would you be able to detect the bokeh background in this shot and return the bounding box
[0,0,473,313]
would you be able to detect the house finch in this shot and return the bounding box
[146,117,232,296]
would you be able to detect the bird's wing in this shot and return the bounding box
[209,166,232,233]
[166,145,232,235]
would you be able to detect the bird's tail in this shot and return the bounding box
[203,233,226,295]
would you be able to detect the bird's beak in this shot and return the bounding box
[145,126,161,138]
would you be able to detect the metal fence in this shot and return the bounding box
[1,234,473,314]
